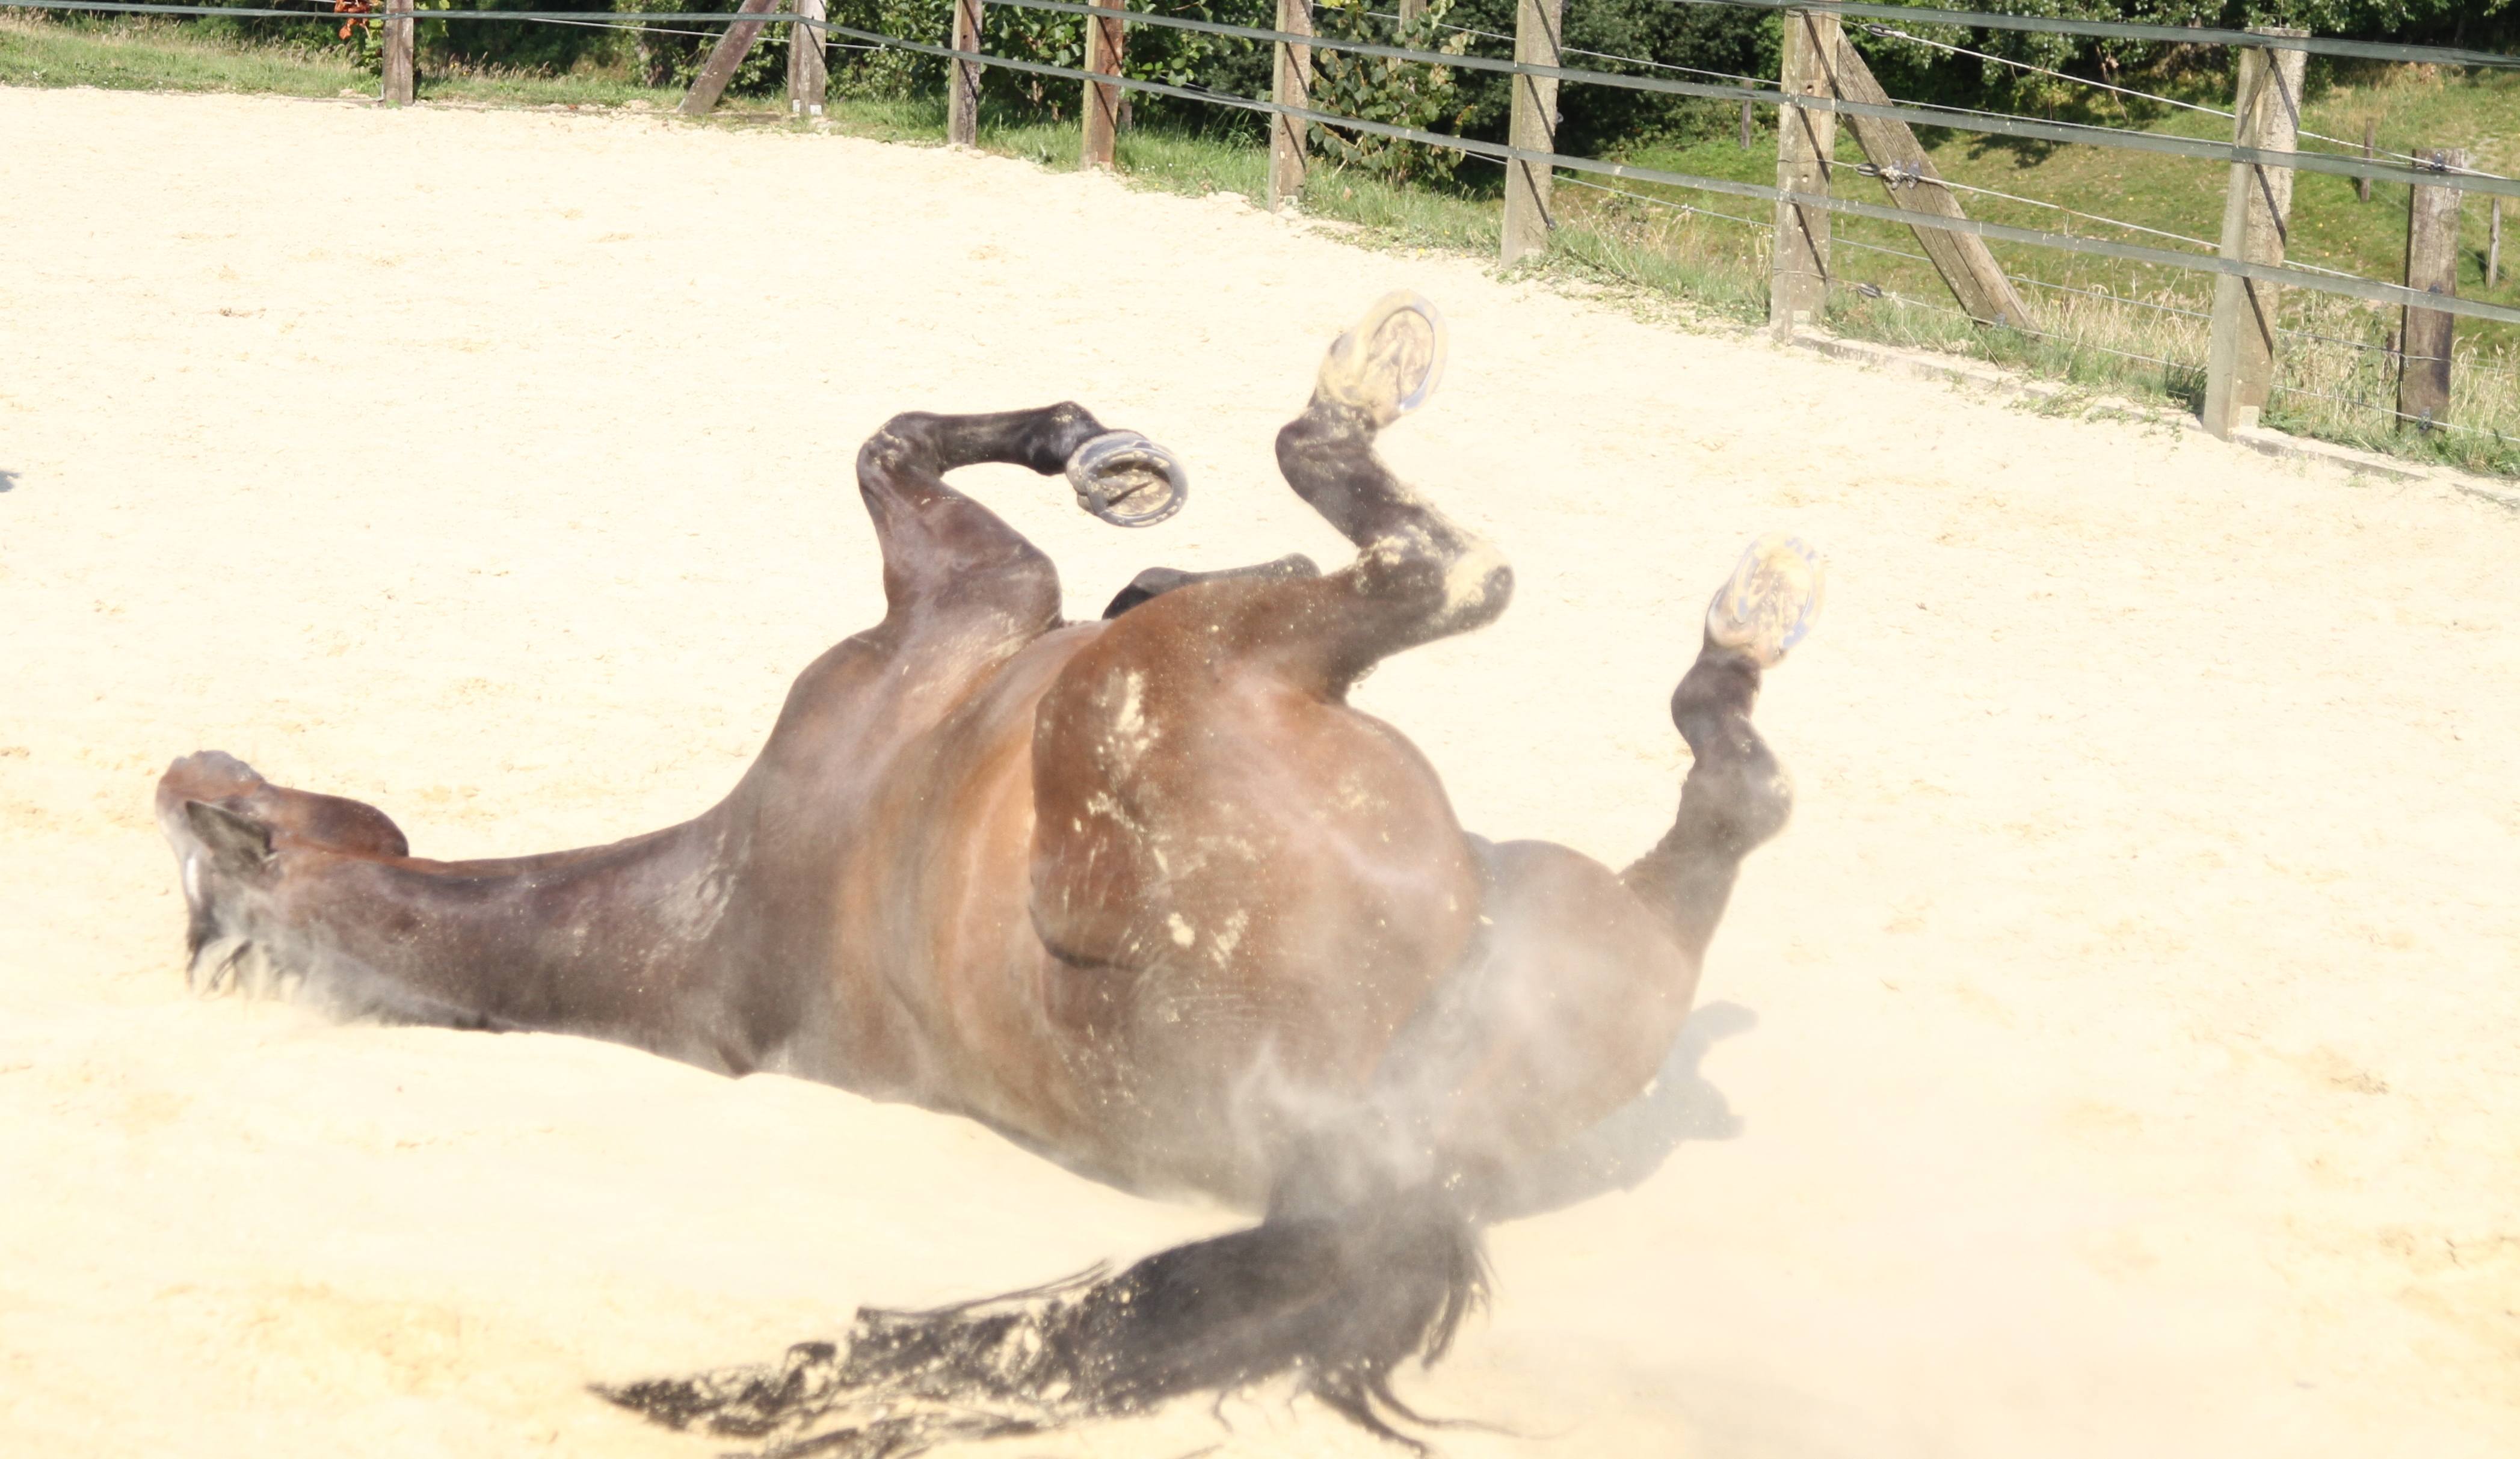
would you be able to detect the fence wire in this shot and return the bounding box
[16,0,2515,442]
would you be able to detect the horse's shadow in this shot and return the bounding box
[1471,1000,1757,1221]
[0,468,20,493]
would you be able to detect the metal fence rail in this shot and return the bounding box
[1659,0,2520,72]
[11,2,2515,370]
[10,1,2516,200]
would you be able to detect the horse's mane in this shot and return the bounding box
[598,1178,1489,1457]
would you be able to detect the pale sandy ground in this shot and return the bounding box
[1,85,2513,1459]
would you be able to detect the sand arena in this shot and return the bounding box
[1,84,2514,1459]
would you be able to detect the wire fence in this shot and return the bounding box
[9,0,2513,459]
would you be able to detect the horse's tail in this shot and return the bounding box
[600,1175,1488,1457]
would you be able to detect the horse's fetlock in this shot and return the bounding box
[1436,538,1512,631]
[859,429,919,477]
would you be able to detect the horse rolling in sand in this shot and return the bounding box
[157,293,1823,1455]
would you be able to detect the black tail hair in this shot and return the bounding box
[599,1180,1488,1458]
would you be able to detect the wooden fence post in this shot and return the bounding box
[787,0,827,117]
[680,0,783,117]
[1081,0,1125,170]
[1499,0,1563,266]
[1769,8,1837,340]
[2491,198,2503,287]
[2358,117,2374,204]
[2400,147,2466,429]
[382,0,413,106]
[1822,32,2030,328]
[947,0,983,147]
[1268,0,1311,212]
[2201,28,2305,440]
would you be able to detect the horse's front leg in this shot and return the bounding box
[851,403,1185,641]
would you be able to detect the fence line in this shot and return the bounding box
[1360,7,1779,89]
[12,0,2516,200]
[12,0,2516,327]
[1656,0,2520,72]
[18,0,2513,449]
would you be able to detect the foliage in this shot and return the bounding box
[615,0,789,92]
[1439,0,1777,153]
[167,0,630,74]
[1808,3,2520,118]
[1308,0,1472,184]
[817,0,1265,130]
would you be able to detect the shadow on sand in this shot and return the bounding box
[1473,1000,1757,1221]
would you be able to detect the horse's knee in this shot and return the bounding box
[1684,753,1793,857]
[863,403,1099,481]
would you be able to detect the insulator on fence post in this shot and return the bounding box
[1500,0,1564,266]
[1268,0,1312,212]
[381,0,413,106]
[948,0,984,147]
[2399,149,2468,431]
[1768,7,1837,340]
[2202,28,2305,440]
[788,0,828,118]
[1080,0,1125,171]
[1826,32,2032,330]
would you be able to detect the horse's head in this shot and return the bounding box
[155,751,409,991]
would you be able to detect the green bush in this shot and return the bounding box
[1309,0,1472,184]
[617,0,789,91]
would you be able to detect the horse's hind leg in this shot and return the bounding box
[1620,535,1823,957]
[1265,293,1513,684]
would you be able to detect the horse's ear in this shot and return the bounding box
[185,800,275,877]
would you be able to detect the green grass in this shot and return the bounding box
[1585,70,2520,475]
[5,13,2512,473]
[0,13,690,106]
[1,13,374,97]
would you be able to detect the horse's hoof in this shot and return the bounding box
[1067,431,1189,527]
[1316,290,1447,426]
[1706,533,1825,668]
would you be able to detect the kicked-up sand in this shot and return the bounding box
[0,83,2513,1459]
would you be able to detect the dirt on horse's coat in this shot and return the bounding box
[155,295,1818,1455]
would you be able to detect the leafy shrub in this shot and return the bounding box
[617,0,790,93]
[1308,0,1472,183]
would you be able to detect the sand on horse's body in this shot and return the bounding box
[156,295,1822,1450]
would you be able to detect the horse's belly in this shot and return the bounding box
[816,627,1115,1147]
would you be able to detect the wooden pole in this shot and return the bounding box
[1500,0,1563,266]
[787,0,827,117]
[2492,198,2503,287]
[1822,33,2030,329]
[1739,97,1754,149]
[947,0,983,147]
[1080,0,1124,170]
[2400,147,2466,429]
[1397,0,1425,20]
[679,0,783,118]
[2358,116,2373,204]
[381,0,413,106]
[2201,29,2305,440]
[1268,0,1311,212]
[1769,8,1837,340]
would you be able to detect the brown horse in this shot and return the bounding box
[156,294,1820,1455]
